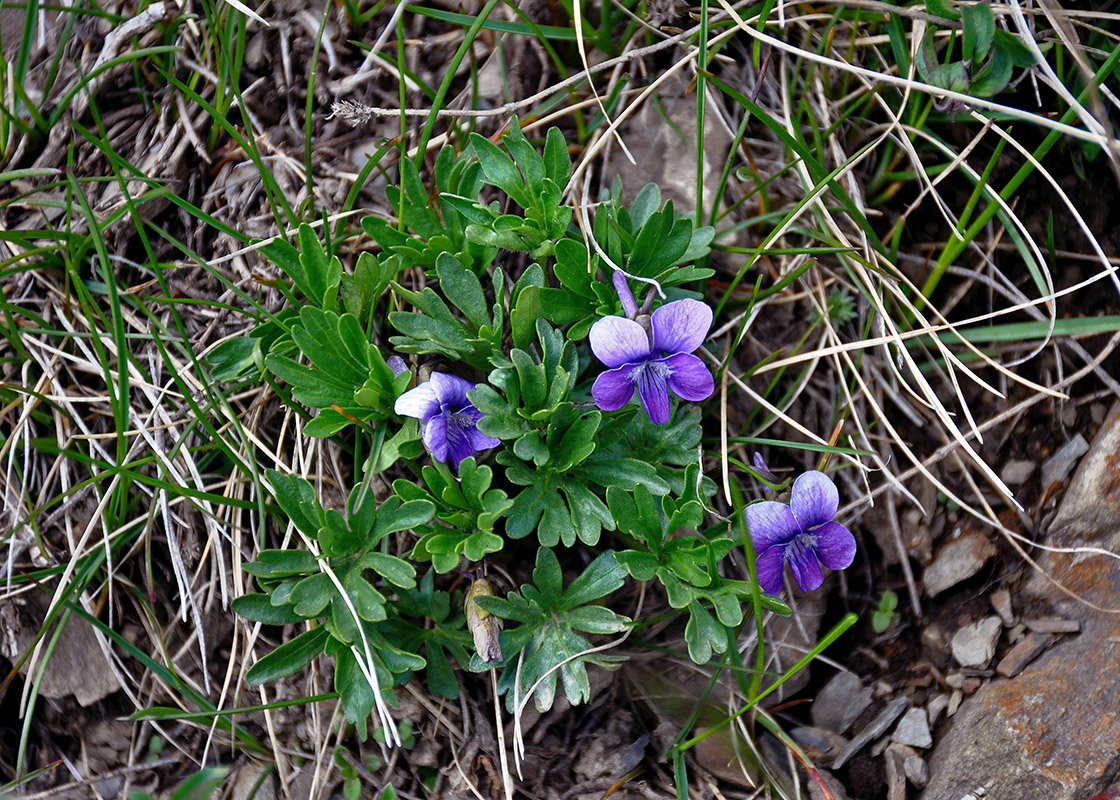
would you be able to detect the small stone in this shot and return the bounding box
[885,746,907,800]
[832,696,911,769]
[1061,405,1078,427]
[1046,403,1120,543]
[1000,459,1036,486]
[873,679,895,700]
[990,587,1015,626]
[1041,433,1089,488]
[904,754,930,788]
[927,694,950,727]
[945,672,965,689]
[947,690,963,717]
[996,632,1056,678]
[951,616,1002,667]
[1025,616,1081,634]
[791,726,849,762]
[961,677,982,695]
[812,672,872,734]
[924,532,998,597]
[892,707,933,749]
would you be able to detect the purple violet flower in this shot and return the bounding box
[394,372,500,469]
[746,471,856,594]
[589,298,715,425]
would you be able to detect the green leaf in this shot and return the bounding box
[970,45,1014,98]
[961,1,995,63]
[560,550,625,609]
[684,601,723,664]
[924,0,961,20]
[543,126,572,187]
[532,547,564,606]
[360,552,418,589]
[266,471,322,540]
[246,625,330,685]
[336,647,375,739]
[436,252,489,331]
[470,133,532,209]
[993,28,1037,68]
[232,593,305,625]
[291,573,335,617]
[244,548,319,578]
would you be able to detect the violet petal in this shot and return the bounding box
[746,501,801,550]
[589,316,651,368]
[791,471,839,528]
[444,417,477,469]
[633,362,671,424]
[755,546,787,595]
[592,367,637,411]
[394,382,440,421]
[788,542,825,592]
[663,352,714,401]
[814,521,857,570]
[430,372,474,408]
[466,422,501,451]
[613,272,638,317]
[423,413,450,463]
[651,299,712,355]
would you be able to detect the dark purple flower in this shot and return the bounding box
[394,372,500,469]
[589,298,715,424]
[746,471,856,594]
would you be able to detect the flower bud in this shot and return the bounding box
[465,577,503,665]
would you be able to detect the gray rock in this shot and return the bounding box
[832,696,910,769]
[999,459,1035,486]
[886,746,908,800]
[950,616,1002,667]
[923,532,997,597]
[1025,616,1081,634]
[920,402,1120,800]
[990,587,1015,625]
[892,707,933,749]
[1046,404,1120,543]
[905,755,930,788]
[995,632,1055,678]
[811,671,872,734]
[927,694,949,727]
[1041,433,1089,488]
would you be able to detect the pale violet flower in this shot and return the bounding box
[746,471,856,594]
[589,298,714,425]
[394,372,499,469]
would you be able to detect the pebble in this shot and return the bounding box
[990,587,1015,626]
[946,690,963,717]
[951,616,1002,667]
[832,696,911,769]
[1041,433,1089,488]
[923,532,997,597]
[927,694,950,727]
[885,746,908,800]
[996,633,1056,678]
[811,671,873,734]
[892,707,933,749]
[790,726,849,761]
[999,459,1036,486]
[905,754,931,788]
[1045,403,1120,542]
[1025,616,1081,634]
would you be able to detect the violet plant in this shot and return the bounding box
[212,119,857,741]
